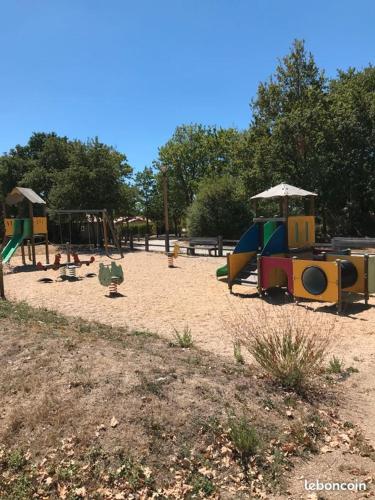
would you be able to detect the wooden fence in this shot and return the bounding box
[121,235,237,256]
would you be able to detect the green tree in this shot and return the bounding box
[186,176,252,238]
[158,124,242,210]
[134,167,157,232]
[0,133,133,214]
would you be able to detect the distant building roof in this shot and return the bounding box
[114,216,147,224]
[5,187,46,206]
[250,183,317,200]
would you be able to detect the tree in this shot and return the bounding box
[186,176,252,238]
[158,124,242,210]
[134,167,157,232]
[0,133,133,214]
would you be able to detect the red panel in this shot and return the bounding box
[260,256,294,294]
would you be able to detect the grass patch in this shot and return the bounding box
[0,300,68,326]
[233,340,245,364]
[172,325,193,348]
[189,472,215,496]
[228,417,260,464]
[327,356,344,374]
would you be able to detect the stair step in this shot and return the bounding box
[233,277,258,285]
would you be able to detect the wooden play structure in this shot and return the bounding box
[217,183,375,312]
[2,187,49,266]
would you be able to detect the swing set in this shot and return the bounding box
[49,208,123,259]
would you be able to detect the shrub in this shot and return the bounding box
[327,356,344,374]
[186,176,252,238]
[228,417,260,462]
[226,305,334,391]
[173,325,193,348]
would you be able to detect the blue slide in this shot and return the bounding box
[216,223,260,277]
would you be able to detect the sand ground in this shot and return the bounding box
[4,250,375,447]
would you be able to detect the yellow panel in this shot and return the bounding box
[33,217,47,234]
[293,259,339,303]
[288,216,315,248]
[326,254,365,293]
[4,218,14,237]
[228,252,256,282]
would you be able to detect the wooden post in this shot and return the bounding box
[21,242,26,265]
[257,254,262,297]
[145,234,149,252]
[310,196,315,216]
[336,259,342,314]
[282,196,289,218]
[27,241,31,261]
[161,166,170,253]
[218,235,223,257]
[292,256,298,303]
[28,201,36,266]
[0,254,5,300]
[66,242,71,263]
[129,232,134,251]
[227,252,233,293]
[44,205,49,264]
[102,211,109,253]
[364,253,369,306]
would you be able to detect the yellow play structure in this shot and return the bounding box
[218,183,375,312]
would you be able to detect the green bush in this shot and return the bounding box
[186,176,252,238]
[172,325,193,348]
[228,417,260,461]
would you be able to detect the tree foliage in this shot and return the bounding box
[0,133,133,214]
[187,176,252,238]
[157,39,375,237]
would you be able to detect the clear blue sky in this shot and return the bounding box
[0,0,374,173]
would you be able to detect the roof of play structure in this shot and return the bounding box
[250,183,317,200]
[5,187,46,206]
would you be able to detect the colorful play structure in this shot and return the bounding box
[2,187,49,266]
[1,187,123,269]
[217,183,375,312]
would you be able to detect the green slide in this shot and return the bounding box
[1,233,24,263]
[1,218,31,264]
[216,264,228,277]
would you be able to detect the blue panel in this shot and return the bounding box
[234,223,260,254]
[261,224,287,256]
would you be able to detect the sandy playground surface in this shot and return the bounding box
[4,250,375,445]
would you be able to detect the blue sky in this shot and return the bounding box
[0,0,374,172]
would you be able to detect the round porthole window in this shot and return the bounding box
[301,266,328,295]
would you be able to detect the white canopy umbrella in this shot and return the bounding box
[251,183,317,199]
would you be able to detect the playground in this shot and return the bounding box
[2,183,375,497]
[4,250,375,358]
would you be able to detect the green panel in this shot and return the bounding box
[368,256,375,293]
[23,218,32,238]
[263,221,277,246]
[13,219,23,235]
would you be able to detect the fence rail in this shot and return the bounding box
[121,234,236,256]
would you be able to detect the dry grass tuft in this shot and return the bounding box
[225,304,335,392]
